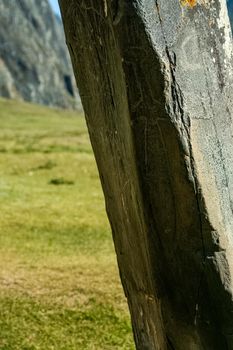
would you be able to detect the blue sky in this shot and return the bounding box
[48,0,61,16]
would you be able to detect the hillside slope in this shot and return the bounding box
[0,0,80,109]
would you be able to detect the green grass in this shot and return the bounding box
[0,98,134,349]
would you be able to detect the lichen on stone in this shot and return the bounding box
[180,0,197,8]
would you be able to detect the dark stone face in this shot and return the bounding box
[0,0,81,109]
[59,0,233,347]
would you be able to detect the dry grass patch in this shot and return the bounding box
[0,98,134,349]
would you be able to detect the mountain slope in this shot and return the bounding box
[0,0,80,108]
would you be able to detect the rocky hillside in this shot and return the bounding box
[0,0,80,109]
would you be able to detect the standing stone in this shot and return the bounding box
[59,0,233,348]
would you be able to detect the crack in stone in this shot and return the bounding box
[154,0,207,322]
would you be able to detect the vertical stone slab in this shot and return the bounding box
[59,0,233,348]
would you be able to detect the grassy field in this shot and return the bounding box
[0,98,134,349]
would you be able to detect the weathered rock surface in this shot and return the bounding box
[60,0,233,348]
[0,0,80,108]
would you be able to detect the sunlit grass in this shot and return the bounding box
[0,98,134,349]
